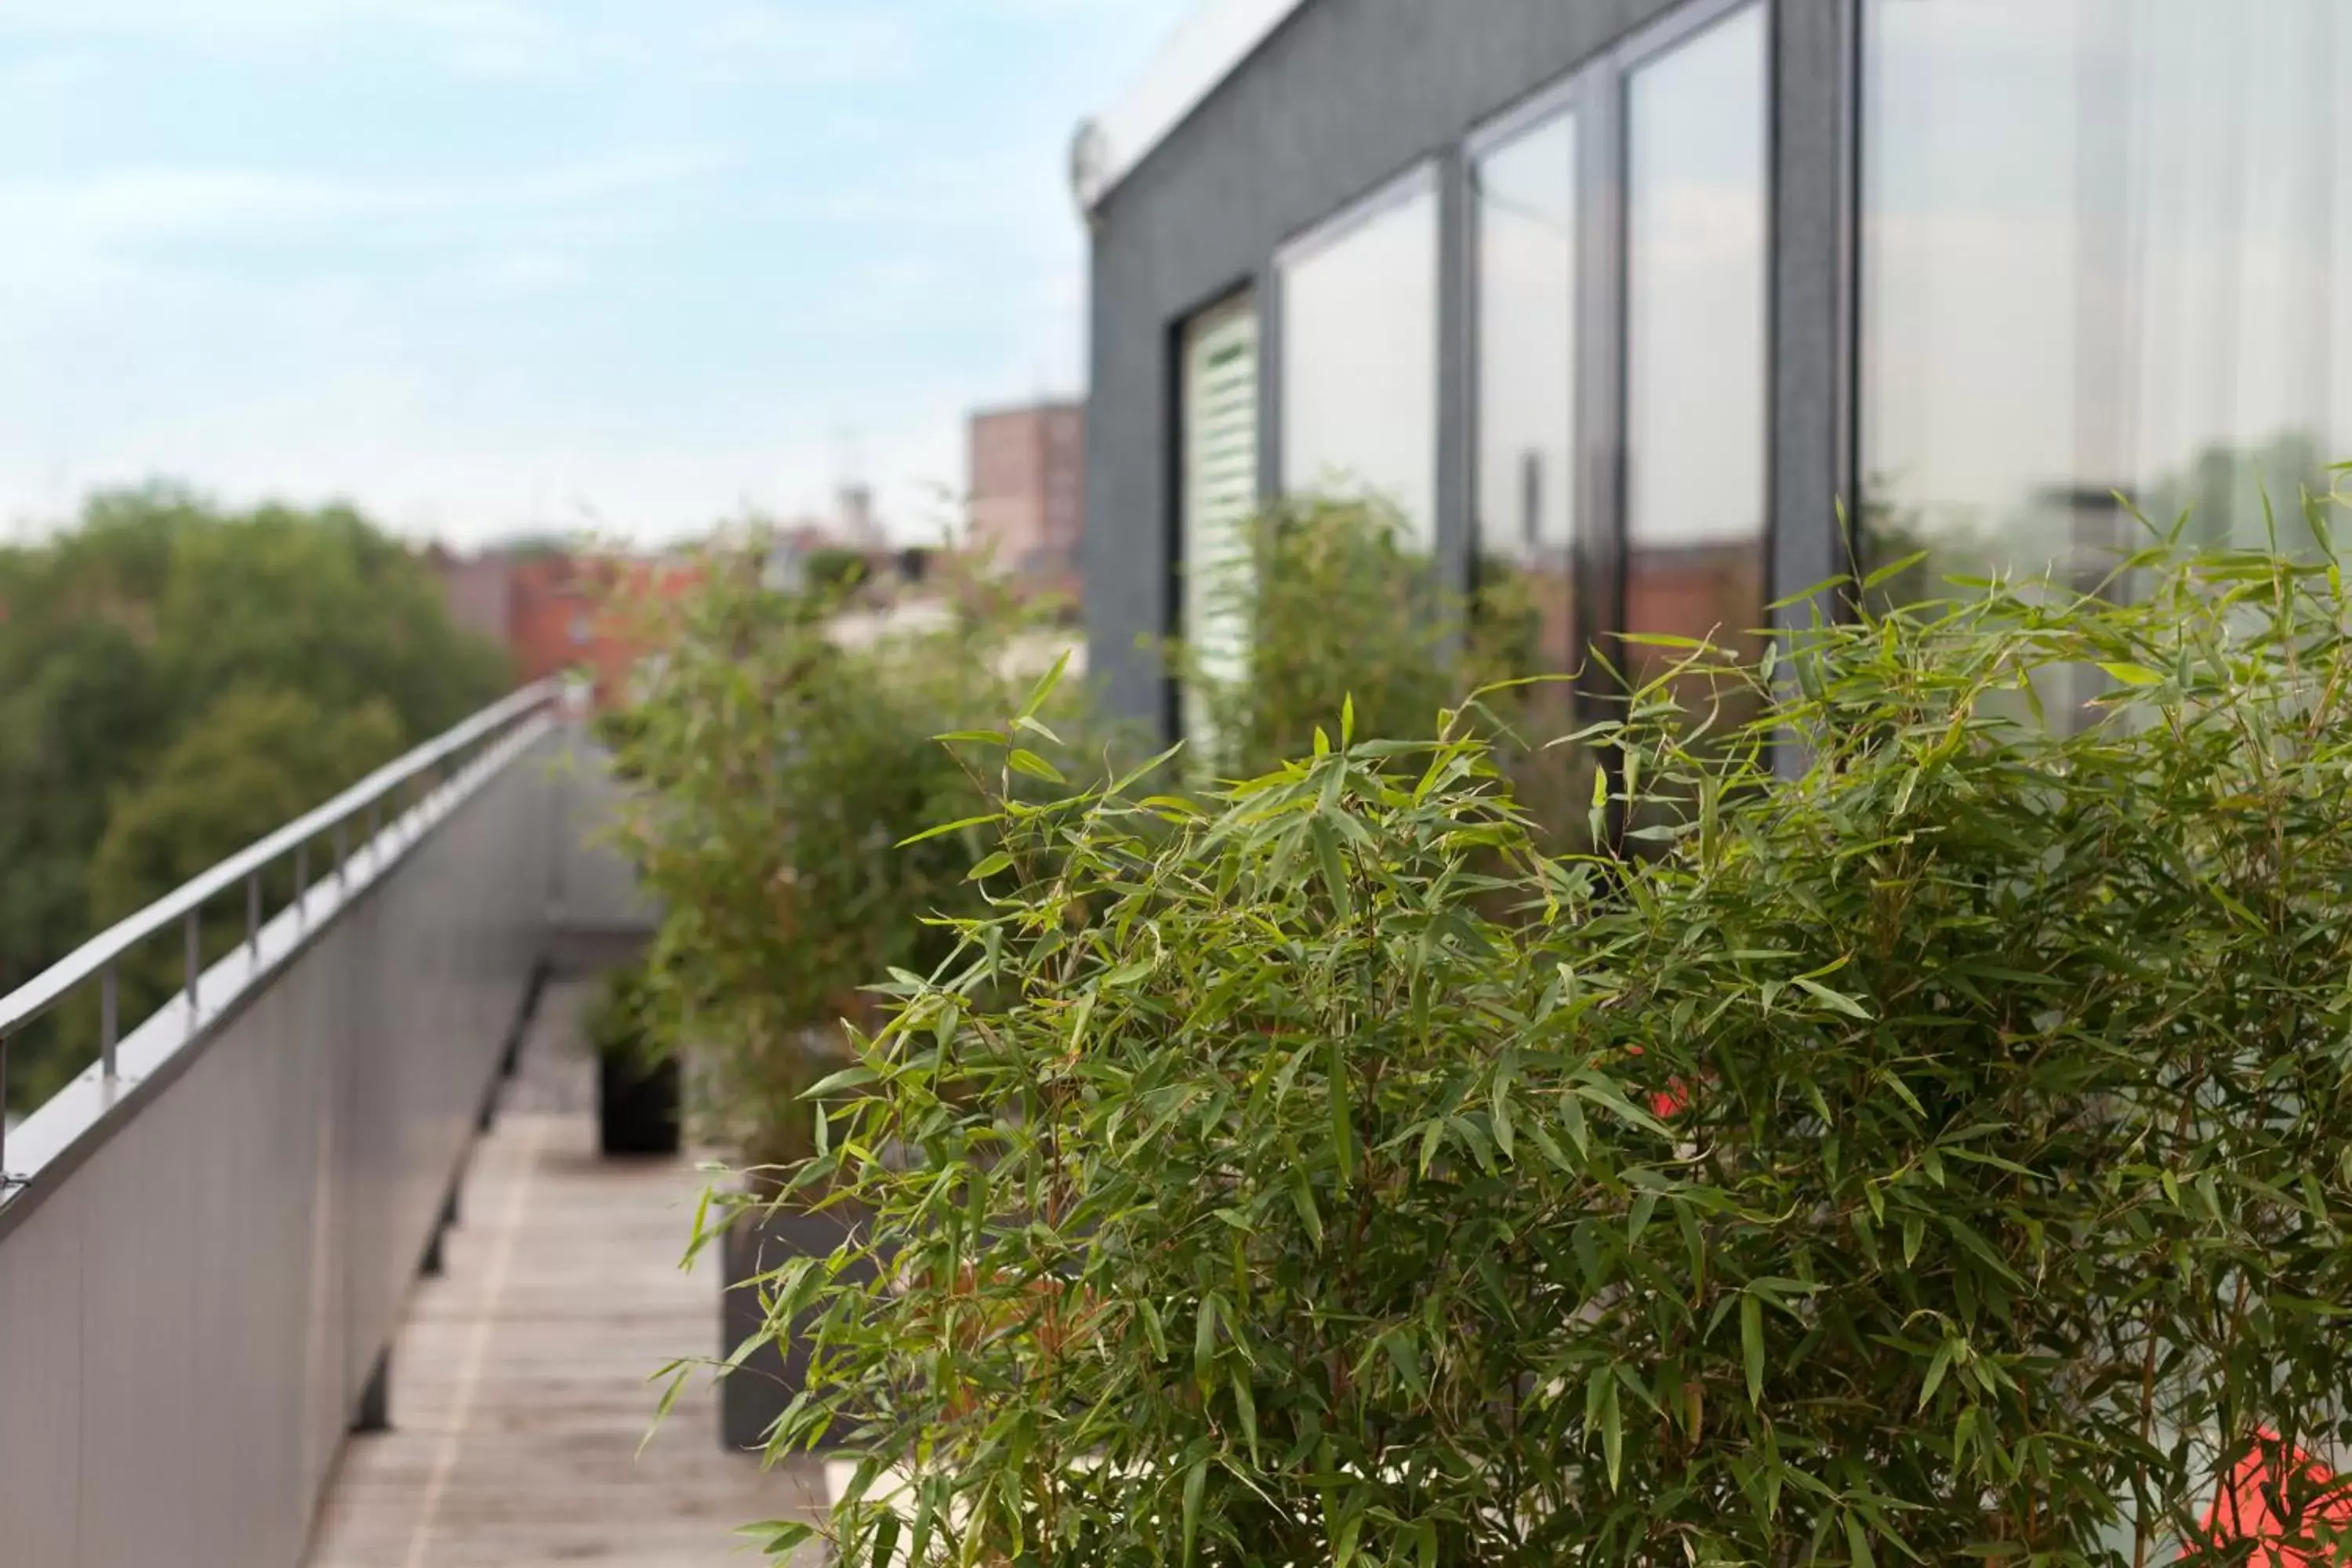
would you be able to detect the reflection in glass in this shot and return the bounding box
[1863,0,2352,607]
[1624,3,1768,699]
[1473,103,1586,838]
[1279,172,1440,546]
[1475,106,1579,684]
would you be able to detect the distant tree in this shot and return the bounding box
[67,688,410,1075]
[153,502,508,734]
[477,529,575,561]
[804,546,870,593]
[88,686,407,924]
[0,486,509,1105]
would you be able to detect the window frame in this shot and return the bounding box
[1614,0,1775,636]
[1461,0,1778,725]
[1465,67,1601,703]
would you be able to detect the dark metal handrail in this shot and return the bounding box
[0,680,560,1180]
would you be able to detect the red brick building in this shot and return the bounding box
[968,401,1085,601]
[430,546,699,710]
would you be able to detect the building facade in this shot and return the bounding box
[1079,0,2352,735]
[432,546,700,710]
[969,400,1087,593]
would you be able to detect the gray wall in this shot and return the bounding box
[0,725,567,1567]
[547,735,662,973]
[1084,0,1857,732]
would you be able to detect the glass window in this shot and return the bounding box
[1863,1,2352,598]
[1178,292,1261,746]
[1624,3,1769,684]
[1279,171,1441,547]
[1474,104,1580,681]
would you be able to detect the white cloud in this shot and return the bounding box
[0,0,916,85]
[0,0,553,49]
[0,0,1174,546]
[0,152,726,246]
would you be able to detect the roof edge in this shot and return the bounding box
[1073,0,1309,215]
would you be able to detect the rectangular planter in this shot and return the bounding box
[720,1201,876,1453]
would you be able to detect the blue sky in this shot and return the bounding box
[0,0,1188,546]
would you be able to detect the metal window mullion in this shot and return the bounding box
[1577,58,1630,721]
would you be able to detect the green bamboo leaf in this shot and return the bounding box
[1334,1509,1365,1568]
[1845,1511,1876,1568]
[1795,975,1873,1020]
[2097,660,2166,688]
[895,811,1004,848]
[1491,1050,1519,1162]
[1194,1293,1222,1389]
[1383,1330,1425,1396]
[1289,1170,1325,1250]
[908,1479,939,1565]
[1013,713,1064,745]
[1917,1340,1955,1411]
[1741,1293,1765,1408]
[1007,748,1066,784]
[1628,1189,1657,1247]
[1018,647,1073,719]
[742,1520,817,1553]
[1140,1298,1167,1360]
[1311,817,1352,919]
[802,1065,879,1100]
[1329,1035,1356,1185]
[1181,1457,1209,1565]
[1231,1368,1261,1463]
[1602,1377,1624,1491]
[641,1364,691,1457]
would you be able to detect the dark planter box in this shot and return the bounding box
[597,1051,681,1157]
[720,1202,877,1453]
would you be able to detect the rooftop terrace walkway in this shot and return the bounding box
[304,978,828,1568]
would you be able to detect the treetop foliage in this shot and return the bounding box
[0,485,509,1102]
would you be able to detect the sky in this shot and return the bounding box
[0,0,1190,547]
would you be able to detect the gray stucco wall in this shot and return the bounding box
[1084,0,1857,734]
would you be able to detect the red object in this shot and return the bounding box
[433,547,700,712]
[1619,1047,1694,1119]
[2199,1435,2352,1564]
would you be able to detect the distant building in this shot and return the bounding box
[834,484,883,550]
[968,400,1085,599]
[430,545,699,711]
[434,549,514,649]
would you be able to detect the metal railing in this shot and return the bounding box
[0,681,558,1186]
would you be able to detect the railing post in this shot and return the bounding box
[295,841,310,931]
[336,820,350,889]
[1,1029,10,1185]
[101,962,118,1083]
[247,870,262,957]
[184,907,201,1016]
